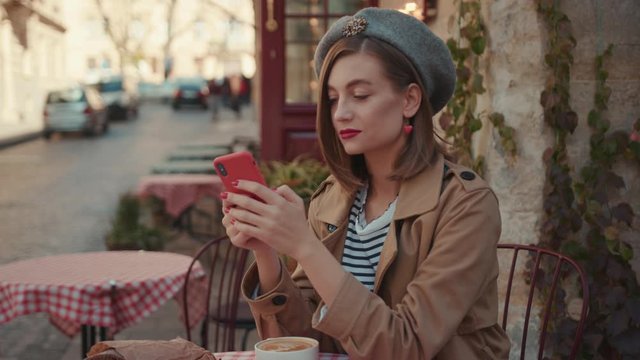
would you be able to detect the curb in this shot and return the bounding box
[0,130,42,150]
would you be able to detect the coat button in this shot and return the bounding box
[327,224,337,233]
[272,295,287,306]
[460,171,476,181]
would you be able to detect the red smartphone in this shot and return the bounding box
[213,151,266,199]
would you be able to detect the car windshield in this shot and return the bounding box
[99,81,123,92]
[179,85,201,91]
[47,89,86,103]
[175,78,205,87]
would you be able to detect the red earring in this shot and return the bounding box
[403,124,414,135]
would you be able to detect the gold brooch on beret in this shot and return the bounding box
[342,16,368,37]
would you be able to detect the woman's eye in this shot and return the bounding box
[328,98,337,105]
[354,94,369,100]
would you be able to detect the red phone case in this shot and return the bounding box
[213,151,266,199]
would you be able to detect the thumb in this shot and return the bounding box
[275,185,301,204]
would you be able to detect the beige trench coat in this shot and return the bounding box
[242,154,511,359]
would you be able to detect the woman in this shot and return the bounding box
[220,7,511,359]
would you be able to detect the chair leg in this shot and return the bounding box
[241,328,253,350]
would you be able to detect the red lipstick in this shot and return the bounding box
[339,128,361,139]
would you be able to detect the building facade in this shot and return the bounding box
[0,0,66,142]
[63,0,255,85]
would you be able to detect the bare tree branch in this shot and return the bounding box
[202,0,256,30]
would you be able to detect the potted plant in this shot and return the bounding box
[105,193,168,251]
[261,156,330,209]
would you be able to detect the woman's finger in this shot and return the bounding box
[275,185,303,206]
[228,207,263,228]
[232,219,263,242]
[223,191,269,215]
[233,180,282,205]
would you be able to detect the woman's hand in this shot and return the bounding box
[221,189,283,293]
[221,198,271,254]
[223,181,319,261]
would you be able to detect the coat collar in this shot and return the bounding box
[314,153,445,224]
[393,152,444,219]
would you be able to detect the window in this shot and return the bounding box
[284,0,368,104]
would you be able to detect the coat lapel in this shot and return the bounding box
[375,154,445,292]
[311,154,445,292]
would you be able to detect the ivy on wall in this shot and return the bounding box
[441,0,517,176]
[536,0,640,358]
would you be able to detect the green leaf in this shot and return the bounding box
[456,66,472,83]
[560,240,587,259]
[468,118,483,133]
[610,328,640,355]
[606,237,618,255]
[626,298,640,325]
[446,38,459,56]
[452,104,463,119]
[630,142,640,158]
[607,310,630,337]
[472,74,485,94]
[604,226,619,241]
[559,111,579,133]
[620,242,633,262]
[471,36,486,55]
[489,113,505,126]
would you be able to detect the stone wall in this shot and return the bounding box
[560,0,640,274]
[429,0,639,264]
[429,1,639,357]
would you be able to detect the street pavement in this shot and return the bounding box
[0,102,259,359]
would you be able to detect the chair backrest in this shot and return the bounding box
[183,235,250,352]
[497,243,589,360]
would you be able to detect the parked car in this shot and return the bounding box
[137,80,175,104]
[43,86,109,139]
[97,76,139,120]
[172,80,209,110]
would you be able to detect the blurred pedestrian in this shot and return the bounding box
[228,74,242,119]
[221,7,510,359]
[207,78,222,120]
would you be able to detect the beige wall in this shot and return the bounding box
[0,0,66,135]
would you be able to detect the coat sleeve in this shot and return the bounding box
[311,186,502,360]
[240,196,326,341]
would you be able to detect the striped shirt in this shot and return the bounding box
[341,186,397,291]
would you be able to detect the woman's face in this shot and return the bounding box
[327,52,416,160]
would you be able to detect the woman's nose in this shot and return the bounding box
[332,99,353,122]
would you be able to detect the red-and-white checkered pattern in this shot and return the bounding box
[213,351,349,360]
[137,174,224,217]
[0,251,207,337]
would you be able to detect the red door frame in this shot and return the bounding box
[258,0,378,162]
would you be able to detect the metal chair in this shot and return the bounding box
[183,235,256,352]
[497,243,589,360]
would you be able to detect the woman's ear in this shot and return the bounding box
[402,83,422,118]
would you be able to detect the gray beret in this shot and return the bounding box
[314,7,456,114]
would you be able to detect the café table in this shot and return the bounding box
[213,351,349,360]
[137,174,224,218]
[0,251,207,358]
[137,174,225,236]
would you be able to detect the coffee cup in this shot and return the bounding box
[254,336,319,360]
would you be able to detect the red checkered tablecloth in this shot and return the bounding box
[0,251,207,337]
[137,174,224,217]
[213,351,349,360]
